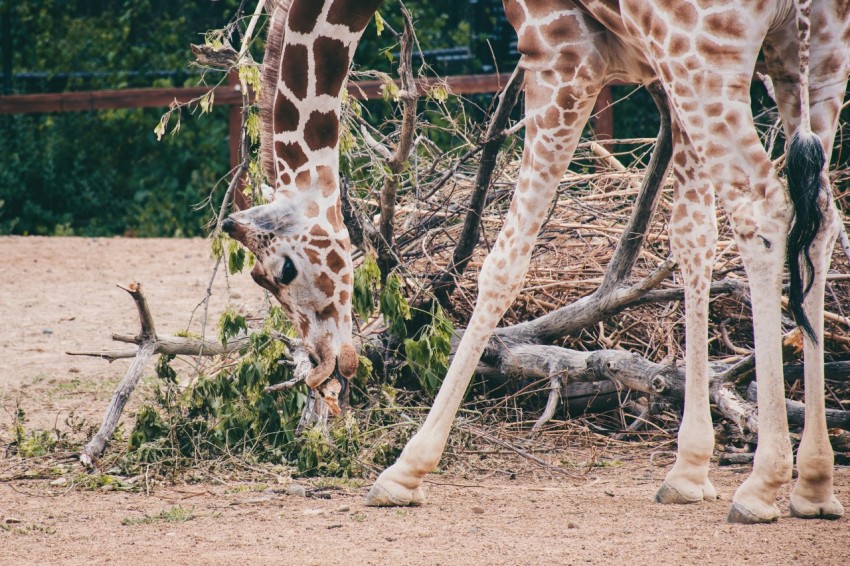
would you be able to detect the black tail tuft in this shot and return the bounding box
[785,129,826,342]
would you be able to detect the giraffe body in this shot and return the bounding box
[226,0,850,523]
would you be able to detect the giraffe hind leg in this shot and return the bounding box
[622,0,793,522]
[763,17,850,520]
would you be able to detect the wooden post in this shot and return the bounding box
[228,70,250,210]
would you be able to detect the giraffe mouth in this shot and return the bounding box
[305,349,353,416]
[315,370,347,416]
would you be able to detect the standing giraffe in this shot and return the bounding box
[225,0,850,523]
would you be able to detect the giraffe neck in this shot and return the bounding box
[270,0,383,200]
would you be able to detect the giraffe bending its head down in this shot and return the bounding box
[228,0,850,524]
[222,0,381,411]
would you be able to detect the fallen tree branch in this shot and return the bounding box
[81,283,156,466]
[67,334,249,362]
[475,341,850,433]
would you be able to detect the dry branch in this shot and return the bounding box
[80,283,156,466]
[475,342,850,433]
[67,334,249,362]
[376,7,420,278]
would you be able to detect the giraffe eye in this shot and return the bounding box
[277,256,298,285]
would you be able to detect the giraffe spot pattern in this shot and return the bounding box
[281,44,309,100]
[326,0,384,32]
[315,272,335,297]
[287,0,325,34]
[274,93,300,133]
[296,169,313,190]
[275,141,309,171]
[314,37,350,96]
[304,110,339,151]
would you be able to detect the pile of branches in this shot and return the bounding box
[337,33,850,435]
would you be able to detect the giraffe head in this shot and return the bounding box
[222,191,357,409]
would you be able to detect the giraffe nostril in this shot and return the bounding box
[221,218,236,235]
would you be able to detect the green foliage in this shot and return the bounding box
[379,273,411,339]
[403,306,454,396]
[226,237,247,274]
[295,415,363,477]
[125,309,377,477]
[1,0,242,237]
[7,406,82,458]
[353,253,381,320]
[155,354,177,383]
[217,307,247,347]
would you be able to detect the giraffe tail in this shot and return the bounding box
[786,0,826,342]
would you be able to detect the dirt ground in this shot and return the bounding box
[1,236,849,566]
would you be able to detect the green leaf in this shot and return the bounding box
[374,11,385,36]
[353,254,381,321]
[199,90,214,114]
[246,111,261,145]
[217,307,248,347]
[211,232,224,259]
[379,273,411,338]
[238,65,262,98]
[227,238,246,274]
[402,306,454,396]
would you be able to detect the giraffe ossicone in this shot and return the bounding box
[226,0,849,524]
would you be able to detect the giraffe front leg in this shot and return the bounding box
[366,74,600,506]
[656,131,718,505]
[364,187,555,506]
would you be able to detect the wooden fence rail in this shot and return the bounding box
[0,73,520,114]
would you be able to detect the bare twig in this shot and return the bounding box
[81,283,157,466]
[376,6,420,278]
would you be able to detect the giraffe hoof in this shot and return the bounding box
[727,502,779,524]
[789,496,844,520]
[655,479,716,505]
[364,479,425,507]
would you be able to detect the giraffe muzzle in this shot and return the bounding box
[221,217,237,235]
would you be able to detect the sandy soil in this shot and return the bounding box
[1,236,849,566]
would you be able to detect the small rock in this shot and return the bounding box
[50,478,68,487]
[100,484,114,492]
[327,524,343,529]
[42,328,53,335]
[471,506,484,514]
[567,522,579,529]
[335,505,350,513]
[287,484,307,498]
[231,291,242,299]
[303,509,326,516]
[5,518,23,524]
